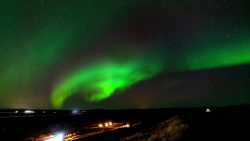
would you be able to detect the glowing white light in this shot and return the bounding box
[72,109,79,115]
[24,110,35,114]
[105,122,109,127]
[125,123,130,128]
[44,132,64,141]
[206,108,211,113]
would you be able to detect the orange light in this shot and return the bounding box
[108,121,113,126]
[98,123,103,128]
[104,122,109,127]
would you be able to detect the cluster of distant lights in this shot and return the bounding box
[12,109,84,115]
[98,121,130,128]
[37,121,131,141]
[98,121,113,128]
[13,108,212,115]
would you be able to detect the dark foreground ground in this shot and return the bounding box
[0,106,250,141]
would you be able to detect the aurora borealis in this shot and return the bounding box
[0,0,250,109]
[51,56,165,108]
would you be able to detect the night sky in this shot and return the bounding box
[0,0,250,109]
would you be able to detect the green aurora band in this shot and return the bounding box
[51,58,165,108]
[51,35,250,108]
[181,36,250,70]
